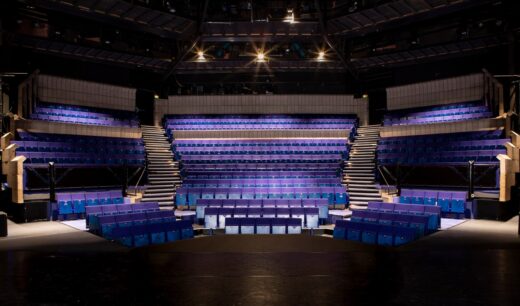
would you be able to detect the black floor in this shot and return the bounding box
[1,224,520,305]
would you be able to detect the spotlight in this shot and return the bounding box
[284,8,295,23]
[196,50,206,61]
[154,94,159,99]
[317,51,325,61]
[256,51,266,62]
[362,94,368,99]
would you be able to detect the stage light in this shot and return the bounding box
[154,94,159,99]
[284,9,295,23]
[362,94,368,99]
[256,51,266,62]
[196,50,206,61]
[317,51,325,61]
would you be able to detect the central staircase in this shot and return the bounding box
[140,125,181,208]
[343,125,382,208]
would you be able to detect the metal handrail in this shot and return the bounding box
[131,164,147,196]
[377,165,397,195]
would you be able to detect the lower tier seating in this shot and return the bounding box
[333,220,417,246]
[204,207,320,229]
[94,210,193,247]
[397,189,467,213]
[86,202,160,229]
[334,202,442,246]
[195,198,329,220]
[176,187,347,208]
[366,202,441,229]
[224,218,303,234]
[56,190,125,216]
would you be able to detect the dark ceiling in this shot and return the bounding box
[1,0,519,94]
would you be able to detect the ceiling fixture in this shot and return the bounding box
[256,51,266,62]
[196,50,206,61]
[284,8,295,24]
[317,51,325,61]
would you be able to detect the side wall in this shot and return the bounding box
[386,73,484,110]
[154,95,368,126]
[37,74,136,111]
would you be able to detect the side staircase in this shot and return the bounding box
[343,125,382,208]
[140,125,181,208]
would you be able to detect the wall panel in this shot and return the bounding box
[380,118,505,138]
[386,73,484,110]
[37,74,136,111]
[154,95,369,126]
[16,119,141,139]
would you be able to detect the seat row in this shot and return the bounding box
[179,154,343,164]
[86,202,160,228]
[174,147,349,155]
[350,210,433,234]
[22,152,146,167]
[184,170,340,179]
[224,218,303,235]
[333,220,418,246]
[17,130,144,146]
[377,138,508,154]
[181,163,341,171]
[366,202,441,228]
[203,206,318,229]
[377,149,505,165]
[13,141,145,154]
[111,221,194,247]
[183,178,342,188]
[90,209,173,233]
[173,138,349,147]
[33,102,139,128]
[31,114,138,127]
[397,189,467,213]
[57,190,125,215]
[176,187,348,207]
[197,199,329,219]
[378,130,503,146]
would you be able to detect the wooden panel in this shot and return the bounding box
[386,73,484,110]
[153,95,368,126]
[37,74,136,111]
[380,118,505,138]
[16,119,142,139]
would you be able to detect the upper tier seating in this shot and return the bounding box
[377,130,508,165]
[174,138,348,172]
[14,131,145,167]
[166,115,356,211]
[164,115,358,132]
[383,102,492,126]
[31,102,139,127]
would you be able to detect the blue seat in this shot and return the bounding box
[132,225,150,247]
[377,225,394,246]
[149,223,166,244]
[333,220,347,240]
[361,223,378,244]
[179,221,194,239]
[346,222,362,242]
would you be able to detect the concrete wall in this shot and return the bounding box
[386,73,484,110]
[380,118,505,138]
[38,74,136,111]
[154,95,369,126]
